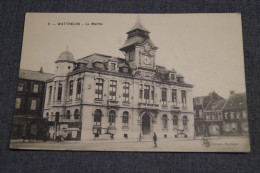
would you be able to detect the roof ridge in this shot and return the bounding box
[20,69,54,75]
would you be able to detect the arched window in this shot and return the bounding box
[183,116,188,129]
[74,109,80,119]
[122,111,129,127]
[94,109,102,126]
[109,110,116,126]
[66,110,71,119]
[173,115,178,127]
[162,114,168,128]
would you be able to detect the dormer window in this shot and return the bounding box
[108,57,118,72]
[176,74,184,83]
[122,67,129,73]
[93,62,103,69]
[111,63,116,71]
[170,74,175,81]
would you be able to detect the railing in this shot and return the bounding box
[138,102,159,109]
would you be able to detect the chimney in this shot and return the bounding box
[39,67,43,73]
[230,90,235,95]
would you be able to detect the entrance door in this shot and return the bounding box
[142,114,151,135]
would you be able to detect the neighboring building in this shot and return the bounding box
[204,97,226,136]
[11,68,55,140]
[193,96,209,136]
[43,18,194,141]
[193,92,225,136]
[222,92,248,135]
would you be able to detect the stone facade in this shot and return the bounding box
[43,18,194,141]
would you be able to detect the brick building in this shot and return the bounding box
[11,68,54,140]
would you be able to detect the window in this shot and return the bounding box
[183,116,188,129]
[69,80,73,100]
[94,109,102,126]
[74,109,80,119]
[48,86,52,104]
[151,86,155,103]
[162,88,167,105]
[242,111,247,119]
[199,110,203,118]
[230,112,234,119]
[95,79,103,99]
[111,63,116,71]
[122,111,129,126]
[172,89,177,105]
[206,113,210,120]
[181,90,186,107]
[76,78,82,99]
[129,50,135,61]
[218,113,222,120]
[173,115,178,128]
[18,81,24,91]
[123,67,129,73]
[66,110,71,119]
[144,85,150,103]
[33,84,39,93]
[139,84,143,102]
[225,113,228,120]
[123,82,130,102]
[53,86,56,101]
[109,80,117,100]
[170,74,175,80]
[108,110,116,126]
[57,82,62,101]
[30,99,37,110]
[162,114,168,128]
[15,98,21,109]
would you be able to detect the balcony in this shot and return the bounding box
[59,118,80,123]
[171,105,180,110]
[138,102,159,109]
[107,100,119,109]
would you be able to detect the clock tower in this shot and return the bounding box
[120,17,158,77]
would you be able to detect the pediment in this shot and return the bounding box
[141,40,158,50]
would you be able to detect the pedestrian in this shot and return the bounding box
[153,132,157,147]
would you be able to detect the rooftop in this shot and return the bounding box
[223,92,247,110]
[19,69,55,82]
[55,50,75,63]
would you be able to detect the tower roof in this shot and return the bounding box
[127,16,150,34]
[55,50,75,63]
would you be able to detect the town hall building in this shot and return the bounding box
[43,18,194,141]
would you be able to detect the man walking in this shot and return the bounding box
[153,132,157,147]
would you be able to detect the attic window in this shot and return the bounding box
[177,77,184,82]
[111,63,116,71]
[93,62,103,69]
[170,74,175,80]
[123,67,129,73]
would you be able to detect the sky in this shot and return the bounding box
[20,13,246,98]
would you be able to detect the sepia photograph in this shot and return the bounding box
[9,13,250,152]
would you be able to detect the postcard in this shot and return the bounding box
[10,13,250,152]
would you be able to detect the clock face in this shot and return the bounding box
[143,55,151,65]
